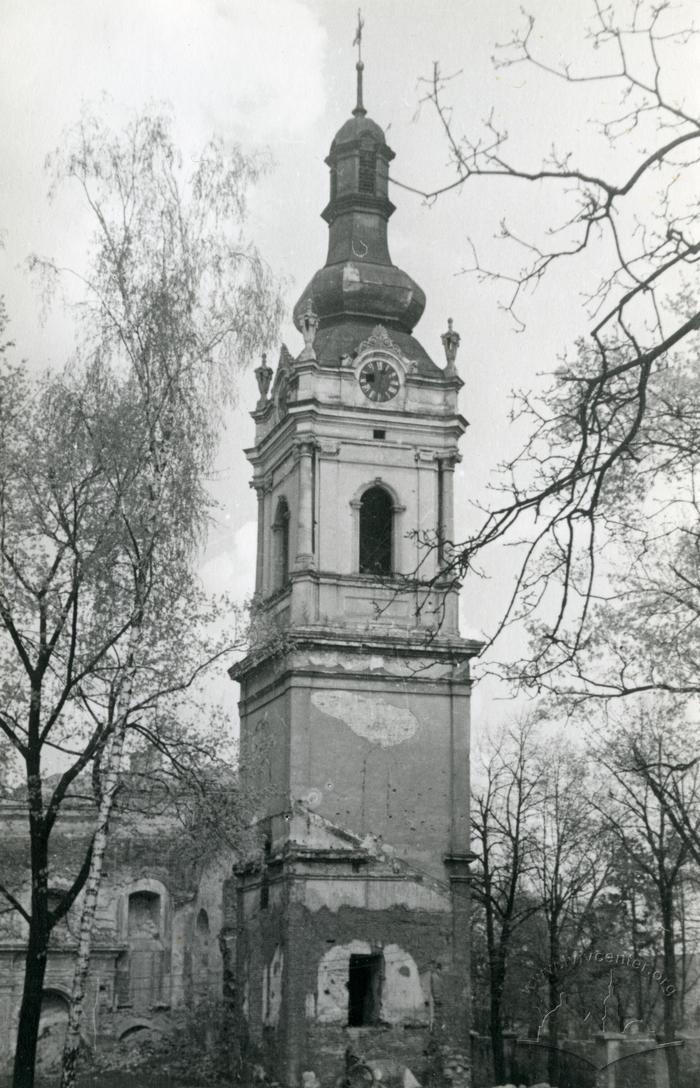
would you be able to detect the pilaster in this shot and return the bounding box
[294,439,316,570]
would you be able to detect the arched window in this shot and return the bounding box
[126,890,164,1011]
[272,497,290,590]
[359,486,393,575]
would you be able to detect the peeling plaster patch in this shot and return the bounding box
[381,945,428,1025]
[311,691,418,748]
[305,880,367,913]
[307,653,379,672]
[305,651,450,678]
[304,877,451,915]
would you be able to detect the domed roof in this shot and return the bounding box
[293,261,425,336]
[330,112,387,150]
[292,58,433,364]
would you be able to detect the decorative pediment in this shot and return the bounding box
[269,344,292,396]
[355,325,418,374]
[269,344,295,418]
[356,324,400,356]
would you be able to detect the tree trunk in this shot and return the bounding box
[678,876,687,1026]
[13,803,50,1088]
[546,923,561,1088]
[13,919,50,1088]
[630,883,645,1022]
[482,865,508,1085]
[489,948,507,1083]
[660,889,679,1088]
[59,663,136,1088]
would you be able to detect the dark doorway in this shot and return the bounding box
[359,486,393,575]
[347,952,383,1026]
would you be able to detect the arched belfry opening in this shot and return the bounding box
[272,497,290,590]
[359,485,393,575]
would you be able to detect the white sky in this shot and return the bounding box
[2,0,698,729]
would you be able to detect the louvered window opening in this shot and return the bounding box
[358,151,376,194]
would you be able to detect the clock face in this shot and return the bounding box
[359,359,400,402]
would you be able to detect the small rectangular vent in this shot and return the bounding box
[373,429,386,440]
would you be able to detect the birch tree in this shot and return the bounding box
[1,108,282,1088]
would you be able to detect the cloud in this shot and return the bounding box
[0,0,326,339]
[200,517,257,602]
[1,0,326,154]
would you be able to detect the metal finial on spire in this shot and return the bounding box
[352,9,366,117]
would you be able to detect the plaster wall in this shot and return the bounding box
[237,651,471,881]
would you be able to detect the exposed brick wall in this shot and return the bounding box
[236,868,471,1087]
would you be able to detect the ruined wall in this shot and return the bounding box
[0,792,236,1075]
[236,844,465,1087]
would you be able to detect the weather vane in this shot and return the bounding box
[353,8,364,63]
[352,9,366,116]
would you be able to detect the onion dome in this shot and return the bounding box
[292,58,426,340]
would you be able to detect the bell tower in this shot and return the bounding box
[231,41,481,1088]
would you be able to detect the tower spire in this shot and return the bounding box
[352,8,366,117]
